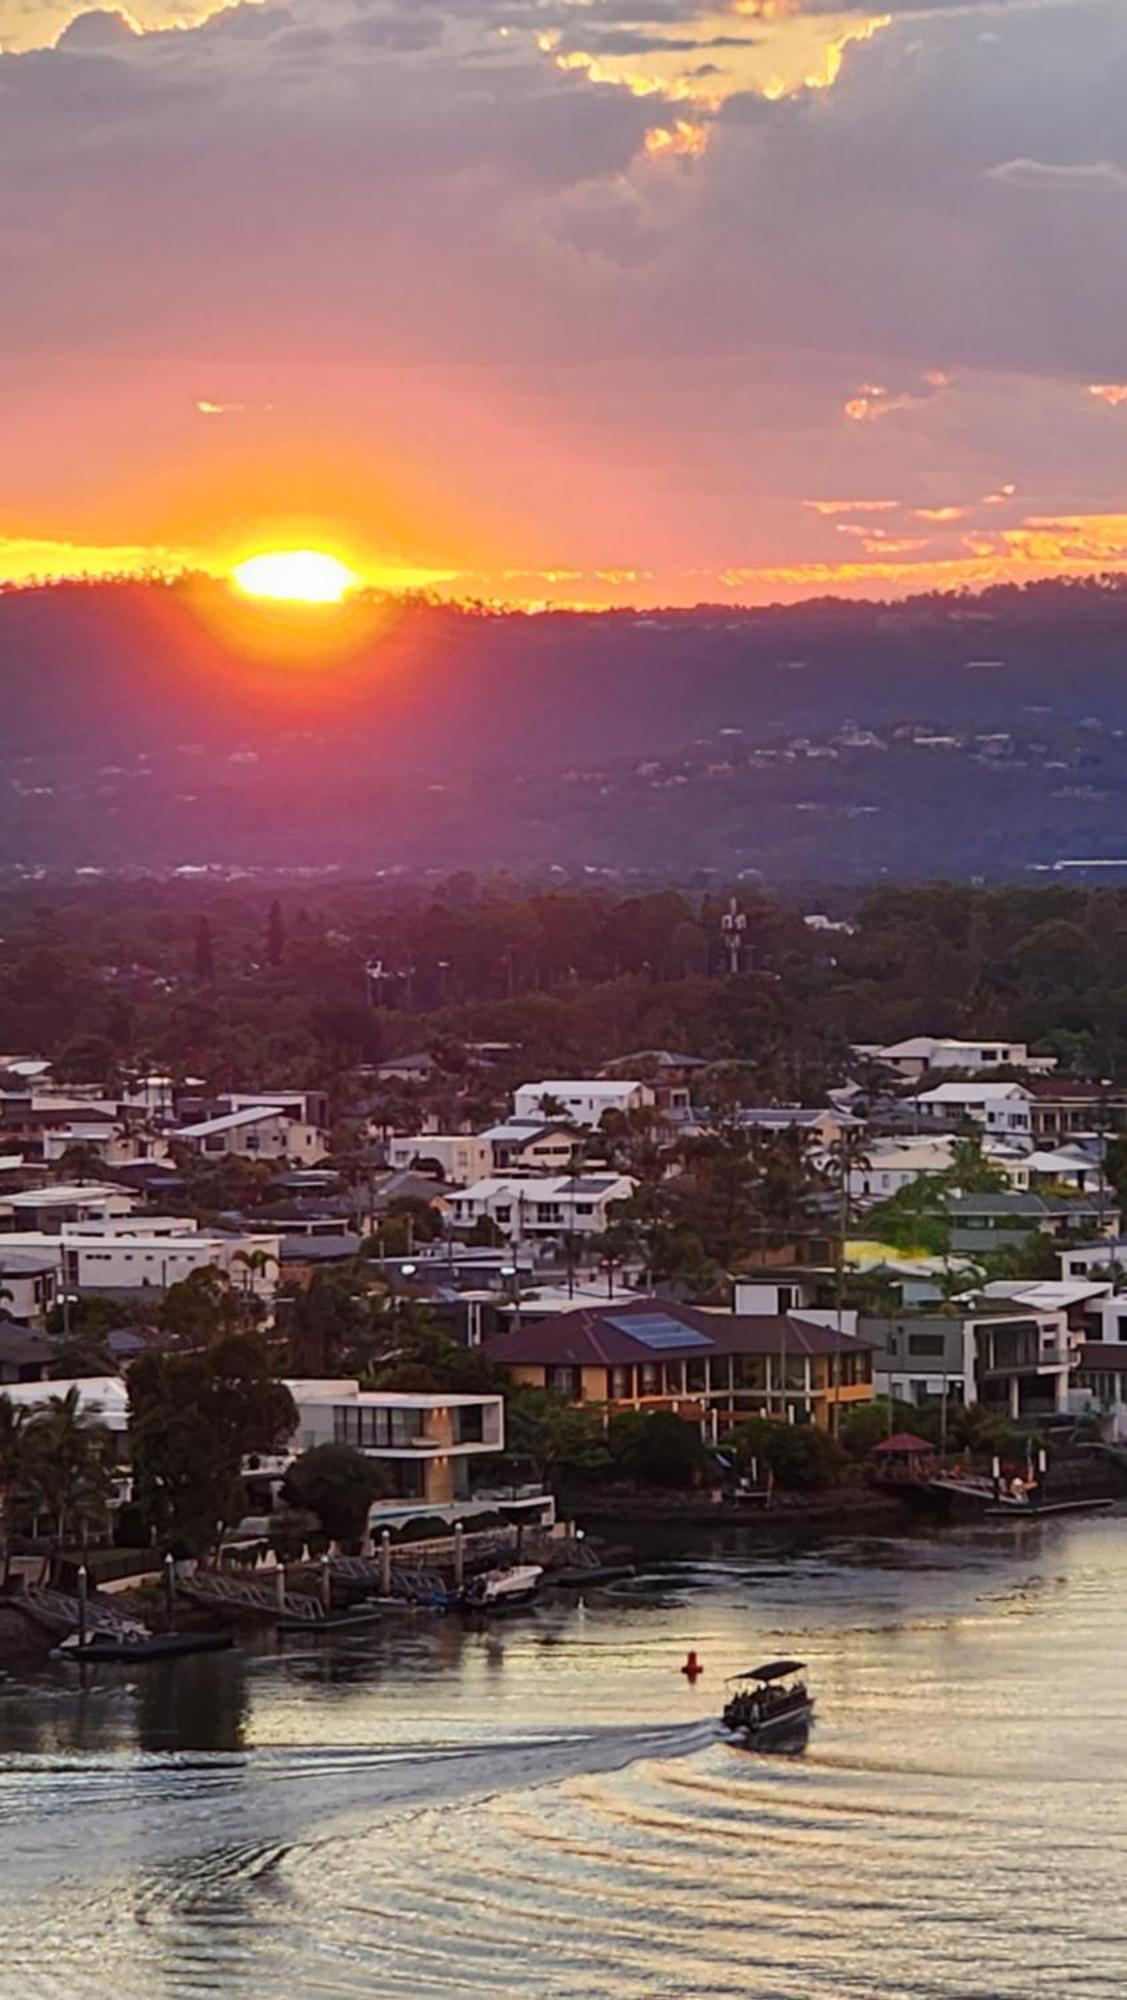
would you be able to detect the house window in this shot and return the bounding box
[908,1334,946,1357]
[609,1366,632,1400]
[639,1363,660,1396]
[495,1206,511,1224]
[685,1358,708,1393]
[546,1366,581,1399]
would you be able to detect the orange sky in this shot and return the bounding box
[1,0,1122,609]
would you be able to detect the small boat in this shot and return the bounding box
[722,1659,814,1748]
[459,1564,543,1615]
[55,1629,234,1663]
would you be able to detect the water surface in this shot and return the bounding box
[3,1516,1125,1998]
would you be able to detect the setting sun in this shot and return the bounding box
[231,549,358,604]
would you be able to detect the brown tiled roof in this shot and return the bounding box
[484,1296,873,1368]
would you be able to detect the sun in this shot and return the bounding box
[231,549,358,604]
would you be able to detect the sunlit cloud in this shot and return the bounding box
[915,505,966,523]
[805,498,900,515]
[843,371,947,423]
[981,483,1018,505]
[1089,384,1127,408]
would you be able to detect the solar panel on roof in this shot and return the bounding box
[605,1312,714,1350]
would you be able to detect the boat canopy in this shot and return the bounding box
[727,1659,806,1683]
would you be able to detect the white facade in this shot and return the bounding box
[0,1229,281,1297]
[386,1133,493,1184]
[732,1276,823,1316]
[916,1082,1033,1137]
[448,1172,636,1240]
[1060,1239,1127,1280]
[512,1079,654,1128]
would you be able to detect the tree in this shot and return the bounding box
[22,1386,118,1571]
[266,899,286,968]
[606,1409,710,1488]
[159,1266,245,1346]
[129,1336,297,1556]
[502,1386,611,1486]
[0,1394,29,1584]
[722,1416,846,1490]
[192,916,215,984]
[281,1444,391,1548]
[53,1141,107,1183]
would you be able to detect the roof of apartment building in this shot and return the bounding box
[485,1296,873,1369]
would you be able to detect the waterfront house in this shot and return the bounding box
[280,1380,505,1515]
[485,1296,875,1432]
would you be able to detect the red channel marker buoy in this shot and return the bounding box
[681,1650,702,1681]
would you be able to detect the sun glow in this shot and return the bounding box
[231,549,358,604]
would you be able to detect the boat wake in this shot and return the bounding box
[0,1718,717,1890]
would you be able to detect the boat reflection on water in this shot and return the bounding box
[721,1658,814,1754]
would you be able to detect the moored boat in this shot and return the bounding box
[459,1564,544,1615]
[722,1659,814,1748]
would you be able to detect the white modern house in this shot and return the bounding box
[512,1079,654,1128]
[447,1172,636,1241]
[916,1081,1034,1138]
[282,1379,505,1515]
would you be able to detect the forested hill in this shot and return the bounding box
[4,575,1127,881]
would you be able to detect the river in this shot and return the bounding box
[2,1514,1126,1999]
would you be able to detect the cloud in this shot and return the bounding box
[3,0,1127,600]
[1089,384,1127,407]
[804,498,899,514]
[987,156,1127,193]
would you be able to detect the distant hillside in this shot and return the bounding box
[4,575,1127,881]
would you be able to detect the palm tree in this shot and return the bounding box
[231,1248,279,1324]
[0,1394,28,1587]
[931,1257,984,1454]
[825,1127,872,1433]
[23,1387,117,1580]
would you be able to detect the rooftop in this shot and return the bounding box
[176,1105,291,1139]
[485,1296,873,1368]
